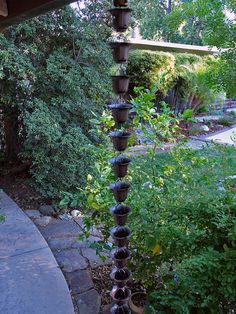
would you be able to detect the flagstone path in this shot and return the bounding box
[28,210,112,314]
[0,191,74,314]
[0,190,112,314]
[206,125,236,145]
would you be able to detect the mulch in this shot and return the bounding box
[179,120,226,137]
[0,172,50,211]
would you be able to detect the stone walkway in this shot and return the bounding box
[26,208,112,314]
[189,124,236,146]
[206,125,236,145]
[0,191,74,314]
[128,125,236,156]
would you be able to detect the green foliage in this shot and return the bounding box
[129,0,235,97]
[218,115,236,127]
[0,3,113,197]
[62,91,236,311]
[70,143,236,312]
[127,50,175,94]
[130,85,180,144]
[129,0,204,45]
[166,0,236,97]
[128,50,218,113]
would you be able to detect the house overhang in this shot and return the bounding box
[0,0,75,31]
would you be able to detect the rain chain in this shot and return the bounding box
[108,1,132,313]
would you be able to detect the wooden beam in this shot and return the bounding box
[0,0,75,30]
[0,0,8,17]
[129,39,220,56]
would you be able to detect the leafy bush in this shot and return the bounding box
[58,80,235,310]
[127,50,175,94]
[0,3,113,197]
[127,50,219,114]
[69,144,236,313]
[218,115,235,127]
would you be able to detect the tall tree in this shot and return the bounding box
[129,0,204,45]
[166,0,236,96]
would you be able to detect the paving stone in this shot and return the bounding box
[39,219,81,240]
[74,217,85,229]
[81,248,112,269]
[103,304,113,314]
[70,236,101,249]
[48,235,102,251]
[90,226,103,238]
[59,213,73,221]
[65,270,94,294]
[0,191,74,314]
[34,216,53,227]
[48,237,78,251]
[54,249,88,272]
[0,194,47,259]
[74,219,103,238]
[39,205,55,216]
[75,289,101,314]
[0,247,74,314]
[87,235,103,243]
[25,210,42,219]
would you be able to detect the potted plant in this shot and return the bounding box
[113,0,128,7]
[110,267,131,287]
[110,204,131,225]
[110,156,132,178]
[128,292,147,314]
[111,247,131,268]
[108,103,132,124]
[110,226,131,247]
[109,8,132,32]
[109,181,131,202]
[109,131,131,152]
[110,42,131,63]
[112,75,130,95]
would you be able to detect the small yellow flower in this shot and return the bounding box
[157,177,164,187]
[153,244,162,255]
[87,174,93,182]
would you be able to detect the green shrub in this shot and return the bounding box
[127,50,219,114]
[61,85,236,311]
[218,115,235,127]
[127,50,175,94]
[63,143,236,312]
[0,4,113,197]
[24,104,98,196]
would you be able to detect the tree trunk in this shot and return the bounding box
[3,110,19,162]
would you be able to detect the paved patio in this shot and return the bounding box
[0,191,74,314]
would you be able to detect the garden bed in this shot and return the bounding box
[0,171,50,210]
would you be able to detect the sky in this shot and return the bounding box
[71,1,84,9]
